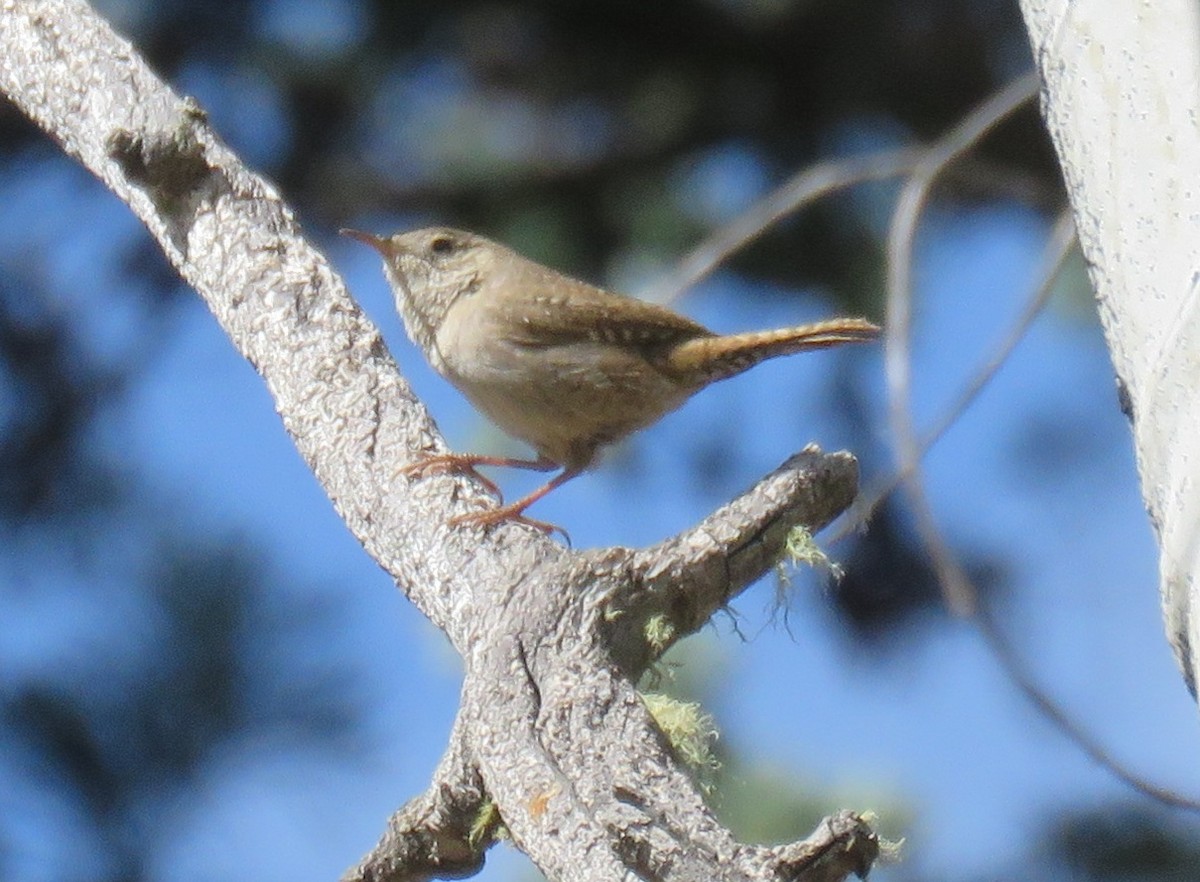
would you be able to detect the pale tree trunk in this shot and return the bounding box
[0,2,879,880]
[1019,2,1200,699]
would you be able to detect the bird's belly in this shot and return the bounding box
[439,336,687,470]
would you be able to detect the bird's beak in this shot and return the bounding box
[340,228,389,254]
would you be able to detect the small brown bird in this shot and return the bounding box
[344,226,879,533]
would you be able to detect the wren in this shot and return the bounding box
[343,226,879,534]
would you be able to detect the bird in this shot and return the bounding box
[344,226,879,534]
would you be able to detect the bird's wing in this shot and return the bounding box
[493,264,712,351]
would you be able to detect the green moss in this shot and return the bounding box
[641,692,720,790]
[782,524,842,576]
[468,798,508,848]
[644,613,677,653]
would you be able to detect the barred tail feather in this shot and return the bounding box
[666,317,879,384]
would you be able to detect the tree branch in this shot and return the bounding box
[596,447,858,674]
[1020,0,1200,698]
[343,714,489,882]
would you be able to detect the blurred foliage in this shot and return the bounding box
[1,0,1063,283]
[1041,805,1200,881]
[0,254,357,877]
[3,533,358,880]
[960,805,1200,882]
[0,269,128,531]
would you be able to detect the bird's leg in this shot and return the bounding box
[449,467,582,539]
[400,452,558,501]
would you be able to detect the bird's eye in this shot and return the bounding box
[429,235,455,255]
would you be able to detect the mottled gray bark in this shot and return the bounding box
[0,2,878,880]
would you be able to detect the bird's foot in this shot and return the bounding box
[399,453,504,498]
[449,505,571,544]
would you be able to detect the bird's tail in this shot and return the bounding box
[666,316,880,384]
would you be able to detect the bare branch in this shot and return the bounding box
[976,607,1200,813]
[833,209,1077,542]
[883,71,1040,614]
[644,148,922,306]
[742,812,880,882]
[343,716,488,882]
[598,447,858,672]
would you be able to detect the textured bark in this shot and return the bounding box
[1019,1,1200,697]
[0,2,879,879]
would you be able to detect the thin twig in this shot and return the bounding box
[644,148,923,305]
[832,209,1077,543]
[883,71,1041,614]
[881,71,1200,813]
[976,605,1200,811]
